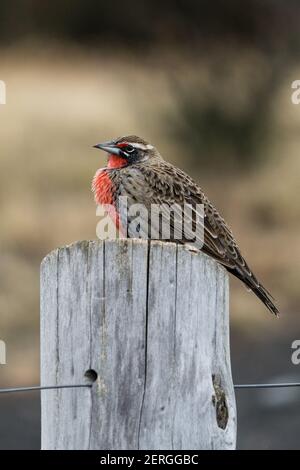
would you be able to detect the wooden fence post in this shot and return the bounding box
[40,239,236,450]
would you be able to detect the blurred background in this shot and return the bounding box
[1,0,300,449]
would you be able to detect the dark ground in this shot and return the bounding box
[232,324,300,449]
[0,324,299,450]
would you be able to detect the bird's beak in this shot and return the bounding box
[93,141,121,156]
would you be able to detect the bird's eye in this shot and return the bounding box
[125,145,134,153]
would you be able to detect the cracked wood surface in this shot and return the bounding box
[40,239,236,450]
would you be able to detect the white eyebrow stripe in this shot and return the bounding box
[130,143,154,150]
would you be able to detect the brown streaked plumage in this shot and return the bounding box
[92,135,279,316]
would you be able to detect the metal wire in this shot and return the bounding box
[0,384,92,394]
[0,382,299,394]
[235,382,300,389]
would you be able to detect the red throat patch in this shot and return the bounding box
[107,154,127,169]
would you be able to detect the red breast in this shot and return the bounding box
[92,168,121,230]
[92,169,114,204]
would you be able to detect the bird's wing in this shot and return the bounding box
[118,161,278,315]
[117,162,237,264]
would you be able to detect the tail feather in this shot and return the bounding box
[227,267,279,316]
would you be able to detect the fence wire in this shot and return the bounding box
[0,384,92,394]
[234,382,300,389]
[0,382,300,394]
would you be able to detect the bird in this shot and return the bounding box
[92,135,279,316]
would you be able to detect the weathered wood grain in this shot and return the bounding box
[40,239,236,450]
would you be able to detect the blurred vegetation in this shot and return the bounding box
[167,55,286,171]
[0,0,300,393]
[1,0,300,51]
[1,1,300,171]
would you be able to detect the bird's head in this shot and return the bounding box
[93,135,160,169]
